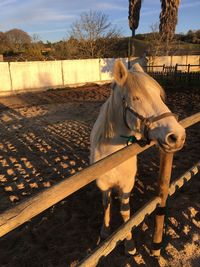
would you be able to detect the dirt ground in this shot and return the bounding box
[0,84,199,267]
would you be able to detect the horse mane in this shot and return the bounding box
[128,70,166,101]
[92,70,166,145]
[91,90,116,145]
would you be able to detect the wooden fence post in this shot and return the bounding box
[187,64,190,74]
[151,151,174,257]
[162,64,165,73]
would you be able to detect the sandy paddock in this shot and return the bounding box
[0,84,199,267]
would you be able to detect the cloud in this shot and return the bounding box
[180,1,200,9]
[0,0,17,8]
[27,9,76,22]
[29,28,67,34]
[1,2,77,27]
[95,2,127,11]
[0,0,199,42]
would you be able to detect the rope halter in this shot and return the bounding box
[122,97,178,146]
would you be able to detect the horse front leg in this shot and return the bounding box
[120,192,136,255]
[100,189,111,239]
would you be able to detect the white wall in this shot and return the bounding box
[10,61,63,91]
[148,55,200,71]
[62,59,100,85]
[0,55,199,95]
[148,56,173,71]
[187,55,200,71]
[99,58,129,81]
[0,62,12,93]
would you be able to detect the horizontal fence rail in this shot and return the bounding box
[146,64,200,84]
[0,113,199,238]
[79,161,200,267]
[146,63,200,72]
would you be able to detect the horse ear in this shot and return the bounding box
[131,63,144,72]
[113,59,128,87]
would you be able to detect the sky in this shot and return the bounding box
[0,0,199,42]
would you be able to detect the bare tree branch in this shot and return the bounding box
[69,10,121,58]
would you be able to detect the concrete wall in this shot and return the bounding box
[186,55,200,71]
[99,58,129,81]
[10,61,63,91]
[148,55,200,71]
[0,55,199,95]
[0,62,12,93]
[62,59,100,85]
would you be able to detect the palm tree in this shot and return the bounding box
[128,0,180,55]
[128,0,142,67]
[159,0,180,43]
[128,0,142,38]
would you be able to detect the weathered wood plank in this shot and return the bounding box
[169,161,200,196]
[151,152,174,257]
[79,197,161,267]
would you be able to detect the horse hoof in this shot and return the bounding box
[124,239,137,255]
[100,225,110,240]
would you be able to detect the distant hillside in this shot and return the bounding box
[1,29,200,61]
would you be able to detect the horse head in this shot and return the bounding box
[113,59,186,153]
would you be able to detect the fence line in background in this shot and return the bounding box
[146,63,200,73]
[146,63,200,84]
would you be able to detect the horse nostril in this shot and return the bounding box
[166,133,178,145]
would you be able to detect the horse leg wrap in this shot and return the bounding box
[156,206,166,216]
[120,202,130,212]
[152,241,163,251]
[124,239,137,255]
[151,241,163,258]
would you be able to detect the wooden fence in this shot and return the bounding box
[79,162,200,267]
[0,112,199,266]
[146,64,200,85]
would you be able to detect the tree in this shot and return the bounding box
[52,40,70,59]
[128,0,142,61]
[5,28,31,52]
[146,23,162,61]
[128,0,180,56]
[0,32,9,54]
[159,0,180,43]
[145,23,179,63]
[69,10,121,58]
[128,0,142,37]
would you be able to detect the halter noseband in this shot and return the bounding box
[122,97,178,146]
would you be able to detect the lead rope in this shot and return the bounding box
[120,135,138,146]
[120,134,151,147]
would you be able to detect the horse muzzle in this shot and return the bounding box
[158,131,186,153]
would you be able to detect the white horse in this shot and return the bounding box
[90,60,185,255]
